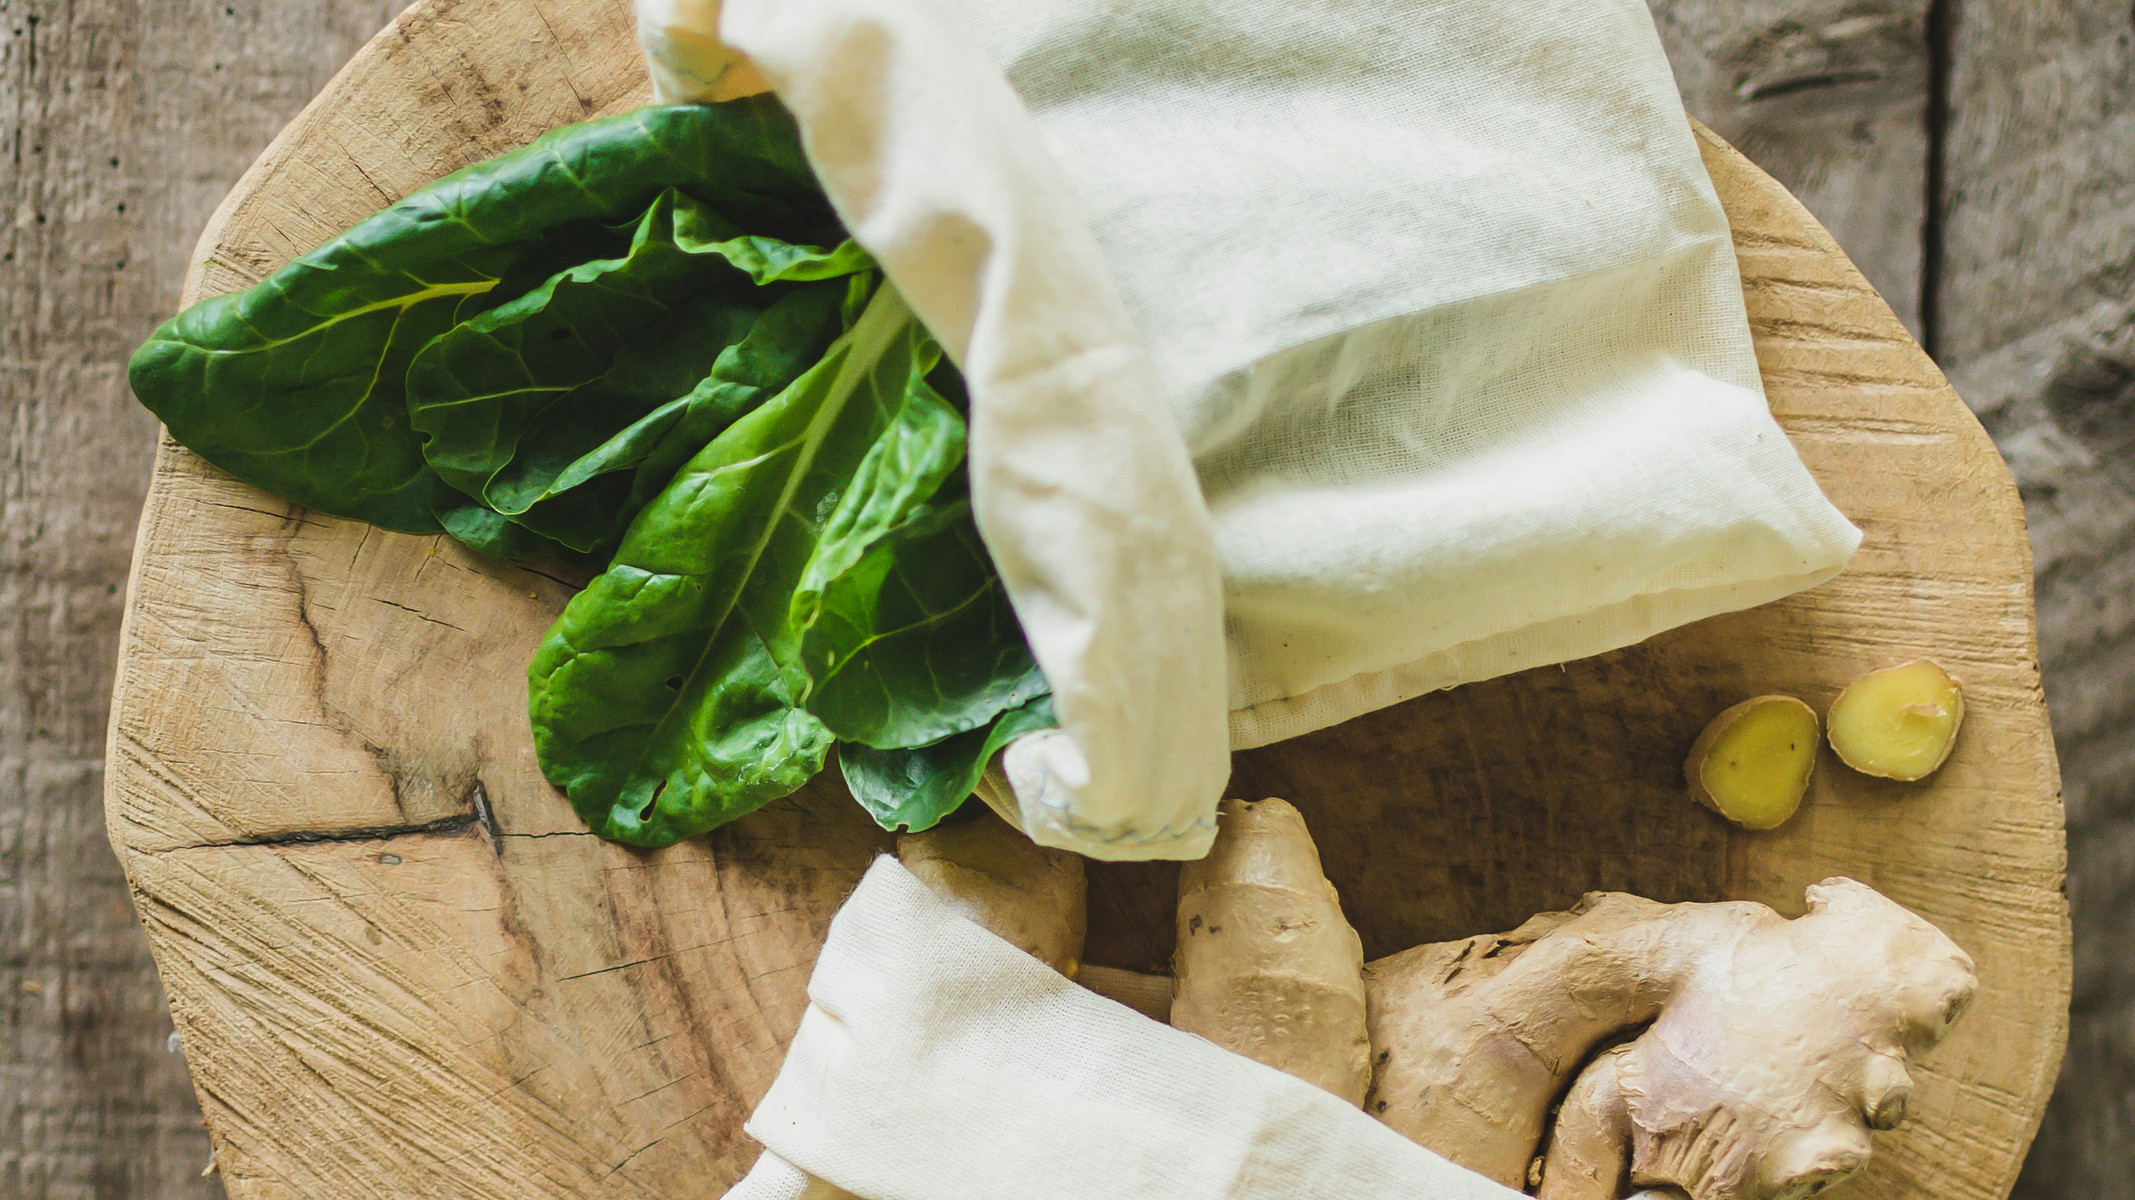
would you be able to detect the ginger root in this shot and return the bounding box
[1684,696,1819,830]
[1172,797,1372,1105]
[1534,879,1973,1199]
[1826,660,1965,782]
[1367,879,1975,1200]
[902,788,1977,1200]
[898,809,1086,976]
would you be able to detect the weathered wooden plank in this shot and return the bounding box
[1938,6,2135,1198]
[1650,0,1934,336]
[0,2,400,1197]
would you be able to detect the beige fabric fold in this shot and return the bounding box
[717,0,1231,859]
[718,857,1524,1200]
[637,0,1861,860]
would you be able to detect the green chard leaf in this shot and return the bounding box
[132,97,1059,846]
[838,695,1058,833]
[530,283,1057,844]
[431,498,594,566]
[406,189,865,554]
[798,495,1046,748]
[530,283,931,844]
[128,99,843,533]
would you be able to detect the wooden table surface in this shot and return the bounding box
[91,1,2067,1198]
[8,1,2130,1199]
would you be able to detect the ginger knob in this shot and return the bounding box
[1826,660,1965,782]
[1684,695,1820,830]
[1174,797,1371,1105]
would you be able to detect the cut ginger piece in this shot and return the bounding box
[1684,695,1820,830]
[1827,660,1965,782]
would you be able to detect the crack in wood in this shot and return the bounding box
[171,812,484,852]
[1920,0,1953,357]
[374,595,471,633]
[469,778,503,853]
[1739,67,1888,101]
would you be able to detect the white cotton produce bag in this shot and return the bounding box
[637,0,1863,862]
[718,857,1528,1200]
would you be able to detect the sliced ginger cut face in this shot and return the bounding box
[1827,660,1964,782]
[1684,695,1820,831]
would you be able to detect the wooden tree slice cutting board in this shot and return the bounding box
[103,1,2069,1197]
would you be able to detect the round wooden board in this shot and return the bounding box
[104,2,2068,1198]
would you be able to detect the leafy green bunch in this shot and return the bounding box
[129,99,1051,846]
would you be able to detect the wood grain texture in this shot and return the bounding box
[1934,5,2135,1196]
[100,3,2067,1199]
[0,2,398,1197]
[1649,0,1933,337]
